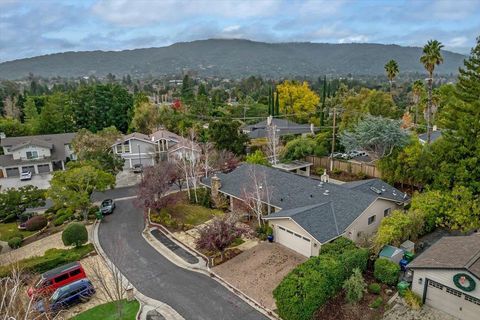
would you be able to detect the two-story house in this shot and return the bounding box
[0,133,76,178]
[112,129,201,169]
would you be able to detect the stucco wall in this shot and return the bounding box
[12,145,51,160]
[345,198,402,242]
[411,269,480,299]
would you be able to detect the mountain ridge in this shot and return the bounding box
[0,39,466,79]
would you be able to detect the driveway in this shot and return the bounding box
[98,198,267,320]
[213,242,307,310]
[0,173,52,191]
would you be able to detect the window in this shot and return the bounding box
[115,144,123,154]
[70,269,81,277]
[54,273,69,283]
[368,215,376,225]
[123,141,130,153]
[428,280,444,290]
[26,151,38,159]
[446,287,462,297]
[303,237,311,242]
[384,208,391,217]
[465,295,480,306]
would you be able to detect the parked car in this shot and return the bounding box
[35,278,95,313]
[340,153,351,160]
[331,152,343,159]
[132,163,143,173]
[28,261,87,298]
[100,199,116,215]
[20,171,32,181]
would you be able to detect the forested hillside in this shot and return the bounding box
[0,39,466,79]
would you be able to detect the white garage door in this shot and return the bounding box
[275,225,311,257]
[425,279,479,320]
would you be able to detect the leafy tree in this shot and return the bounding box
[340,116,409,159]
[245,150,270,166]
[208,119,248,155]
[0,186,46,221]
[48,164,115,220]
[72,127,124,174]
[181,75,195,105]
[130,100,159,134]
[277,80,319,123]
[38,92,75,134]
[374,210,419,251]
[282,135,328,161]
[384,59,399,91]
[62,222,88,247]
[23,96,40,134]
[196,217,245,261]
[343,268,366,303]
[420,39,444,143]
[0,117,28,137]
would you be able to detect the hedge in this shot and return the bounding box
[273,238,369,320]
[25,215,48,231]
[7,236,22,249]
[62,222,88,247]
[0,244,94,277]
[374,258,400,285]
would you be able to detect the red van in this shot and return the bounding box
[28,261,87,298]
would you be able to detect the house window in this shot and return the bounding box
[384,208,391,217]
[123,141,131,153]
[26,151,38,159]
[115,144,123,154]
[368,215,376,225]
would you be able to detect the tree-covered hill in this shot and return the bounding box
[0,39,466,80]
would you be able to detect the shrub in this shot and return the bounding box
[404,289,422,310]
[62,222,88,247]
[374,258,400,285]
[343,268,366,303]
[368,283,381,295]
[190,188,212,208]
[18,211,34,222]
[256,224,273,240]
[53,215,69,226]
[0,244,94,277]
[369,297,383,309]
[151,209,178,229]
[321,237,357,255]
[332,168,343,175]
[25,215,48,231]
[7,237,22,249]
[3,213,17,223]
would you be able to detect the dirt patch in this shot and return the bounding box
[212,242,306,310]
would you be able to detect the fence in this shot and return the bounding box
[306,155,382,178]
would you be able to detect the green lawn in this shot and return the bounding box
[167,203,224,226]
[0,222,35,241]
[71,299,139,320]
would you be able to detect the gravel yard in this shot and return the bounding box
[383,297,456,320]
[212,242,306,310]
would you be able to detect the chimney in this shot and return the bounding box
[267,115,273,126]
[211,175,222,198]
[321,169,329,183]
[310,123,314,134]
[433,125,437,132]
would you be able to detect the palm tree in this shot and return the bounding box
[411,80,424,127]
[384,59,399,92]
[420,40,444,143]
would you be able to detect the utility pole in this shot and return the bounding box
[330,107,336,172]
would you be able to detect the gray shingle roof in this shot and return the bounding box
[244,118,313,139]
[202,164,408,243]
[343,179,409,203]
[418,131,442,143]
[408,234,480,279]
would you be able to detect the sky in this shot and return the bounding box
[0,0,479,63]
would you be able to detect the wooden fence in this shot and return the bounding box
[306,156,382,178]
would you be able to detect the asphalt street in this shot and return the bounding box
[98,197,268,320]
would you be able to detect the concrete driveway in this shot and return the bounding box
[0,173,52,191]
[98,198,267,320]
[213,242,307,310]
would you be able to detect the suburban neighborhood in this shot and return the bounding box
[1,1,479,320]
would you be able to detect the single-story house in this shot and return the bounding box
[243,117,315,139]
[112,129,201,169]
[409,234,480,320]
[201,164,409,257]
[0,133,76,178]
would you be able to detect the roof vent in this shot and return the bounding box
[280,198,283,202]
[381,186,386,192]
[403,193,407,199]
[318,182,324,188]
[370,186,382,194]
[392,191,397,196]
[310,194,313,198]
[323,190,330,196]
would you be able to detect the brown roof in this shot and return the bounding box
[409,233,480,278]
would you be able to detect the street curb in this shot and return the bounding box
[91,220,184,320]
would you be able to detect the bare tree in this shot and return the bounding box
[241,166,272,227]
[265,117,281,165]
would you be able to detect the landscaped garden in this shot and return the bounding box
[0,222,35,241]
[71,299,140,320]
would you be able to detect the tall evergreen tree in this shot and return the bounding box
[23,96,40,134]
[320,76,327,126]
[274,89,280,116]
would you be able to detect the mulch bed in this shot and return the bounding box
[211,248,242,266]
[313,272,395,320]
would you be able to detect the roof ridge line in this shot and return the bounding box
[329,201,340,236]
[465,247,480,268]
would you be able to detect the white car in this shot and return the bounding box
[20,171,32,181]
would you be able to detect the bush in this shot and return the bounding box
[256,224,273,240]
[53,215,69,226]
[3,213,17,223]
[368,283,381,295]
[343,268,366,303]
[374,258,400,285]
[151,209,178,229]
[369,297,383,309]
[190,188,212,208]
[19,211,34,222]
[7,236,22,249]
[404,289,422,310]
[332,168,343,175]
[62,222,88,247]
[0,244,94,277]
[25,215,48,231]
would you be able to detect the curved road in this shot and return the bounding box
[98,198,267,320]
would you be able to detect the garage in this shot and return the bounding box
[5,167,19,177]
[37,164,51,174]
[275,225,311,257]
[425,279,478,320]
[130,157,154,168]
[21,165,35,174]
